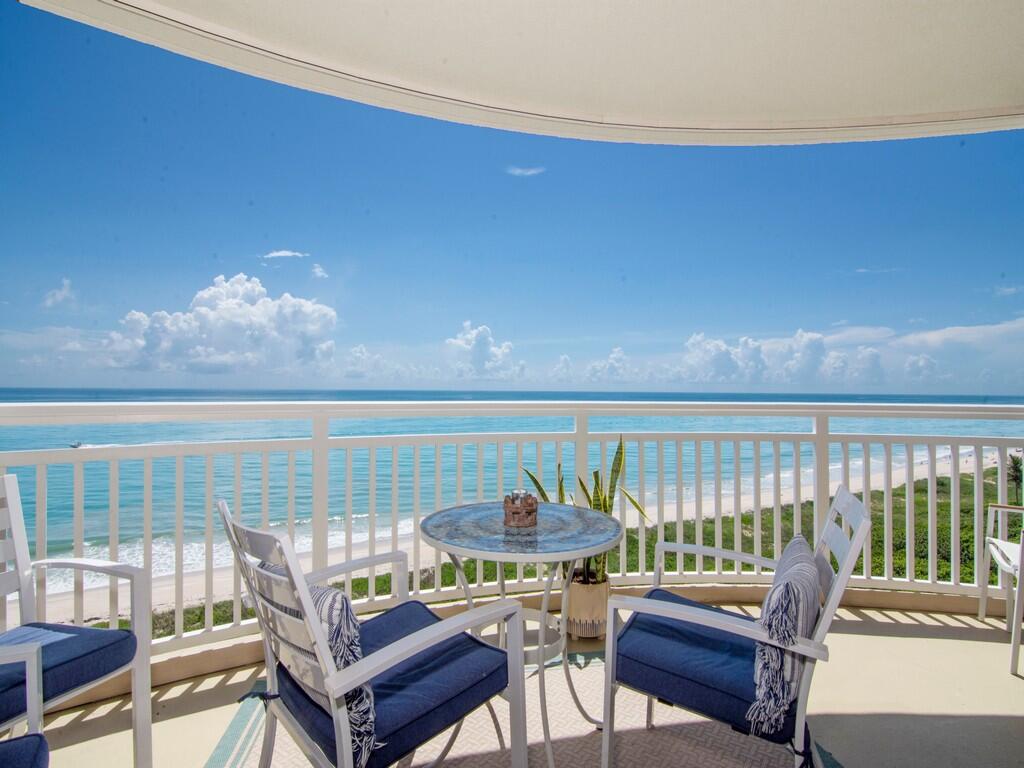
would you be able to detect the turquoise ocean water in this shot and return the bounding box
[1,389,1021,590]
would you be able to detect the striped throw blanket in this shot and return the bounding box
[746,536,822,736]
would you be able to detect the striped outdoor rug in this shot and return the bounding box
[205,655,841,768]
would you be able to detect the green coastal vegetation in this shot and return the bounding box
[94,466,1021,639]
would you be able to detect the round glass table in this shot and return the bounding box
[420,501,623,768]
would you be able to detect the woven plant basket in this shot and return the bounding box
[565,577,611,639]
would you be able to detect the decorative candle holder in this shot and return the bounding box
[503,492,538,527]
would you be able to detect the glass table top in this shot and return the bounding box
[419,501,623,559]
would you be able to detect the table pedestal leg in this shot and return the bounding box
[561,557,604,727]
[536,562,562,768]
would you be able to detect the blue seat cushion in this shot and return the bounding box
[0,734,49,768]
[0,623,137,726]
[615,589,797,743]
[276,600,508,768]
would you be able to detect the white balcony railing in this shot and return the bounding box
[0,400,1021,654]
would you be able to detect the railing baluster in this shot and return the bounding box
[34,465,47,622]
[793,442,802,537]
[905,443,915,581]
[884,442,893,580]
[368,447,377,601]
[175,456,185,638]
[675,440,684,575]
[997,446,1008,590]
[434,445,442,593]
[927,444,937,584]
[73,462,84,625]
[657,439,665,552]
[733,440,741,574]
[232,454,241,623]
[695,440,704,575]
[772,441,781,560]
[345,449,354,599]
[973,444,984,591]
[950,443,961,586]
[108,460,119,630]
[841,442,851,537]
[753,441,762,574]
[637,441,646,576]
[535,441,544,581]
[205,455,214,631]
[413,445,422,595]
[287,451,296,541]
[392,446,400,589]
[261,452,270,530]
[713,440,722,573]
[862,442,872,579]
[618,447,628,578]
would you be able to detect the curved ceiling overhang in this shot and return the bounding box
[22,0,1024,145]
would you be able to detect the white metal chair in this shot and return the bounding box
[218,500,528,768]
[601,486,871,768]
[977,503,1023,674]
[0,473,151,766]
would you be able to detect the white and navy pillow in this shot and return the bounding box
[255,564,378,768]
[746,535,821,736]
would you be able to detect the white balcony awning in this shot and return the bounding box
[23,0,1024,145]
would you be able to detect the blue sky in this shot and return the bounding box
[2,3,1023,393]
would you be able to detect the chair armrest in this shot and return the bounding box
[304,551,410,601]
[654,542,777,585]
[608,594,828,662]
[0,642,43,733]
[986,504,1024,539]
[325,598,522,696]
[33,558,143,582]
[32,558,151,641]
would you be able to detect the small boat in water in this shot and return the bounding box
[69,441,82,448]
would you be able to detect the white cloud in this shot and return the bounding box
[261,249,307,259]
[43,278,74,308]
[445,321,525,379]
[855,267,902,274]
[311,263,329,279]
[672,333,766,384]
[505,166,546,177]
[896,316,1024,349]
[550,354,573,382]
[102,273,336,374]
[995,286,1021,297]
[904,353,938,381]
[585,347,632,382]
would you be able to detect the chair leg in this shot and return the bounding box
[258,708,277,768]
[645,696,654,730]
[505,614,528,768]
[131,646,153,768]
[978,546,991,620]
[600,632,617,768]
[1005,576,1015,634]
[1011,577,1023,675]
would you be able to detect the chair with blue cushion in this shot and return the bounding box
[218,500,528,768]
[0,474,151,766]
[601,486,871,768]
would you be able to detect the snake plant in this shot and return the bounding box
[523,435,645,584]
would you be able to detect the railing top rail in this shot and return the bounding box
[0,399,1023,425]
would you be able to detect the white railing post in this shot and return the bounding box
[575,410,589,485]
[312,411,330,571]
[814,414,830,543]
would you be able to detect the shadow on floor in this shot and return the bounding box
[831,609,1013,643]
[43,664,263,748]
[809,713,1024,768]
